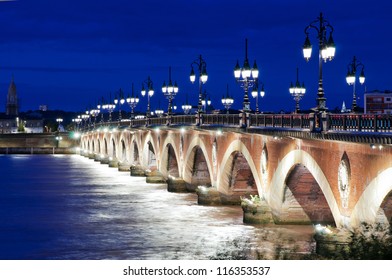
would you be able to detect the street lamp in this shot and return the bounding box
[141,76,154,117]
[72,117,82,131]
[221,84,234,114]
[234,38,259,112]
[56,118,63,131]
[346,56,365,113]
[251,82,266,114]
[303,12,335,112]
[162,66,179,116]
[114,89,125,122]
[182,94,192,114]
[102,94,116,122]
[190,55,208,116]
[201,90,211,113]
[97,97,104,123]
[289,68,306,113]
[127,83,139,119]
[89,108,100,127]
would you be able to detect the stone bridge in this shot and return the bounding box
[79,113,392,230]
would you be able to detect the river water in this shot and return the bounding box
[0,154,315,260]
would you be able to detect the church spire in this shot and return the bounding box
[6,75,18,116]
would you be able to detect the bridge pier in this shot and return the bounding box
[130,165,146,176]
[100,156,110,164]
[108,158,119,168]
[196,186,222,205]
[118,161,131,172]
[313,228,351,258]
[241,197,275,224]
[145,170,166,183]
[167,176,187,192]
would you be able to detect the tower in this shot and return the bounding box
[6,76,18,116]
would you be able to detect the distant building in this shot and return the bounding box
[39,105,48,111]
[6,76,19,116]
[364,90,392,114]
[341,101,351,113]
[1,76,44,133]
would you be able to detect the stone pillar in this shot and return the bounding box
[100,156,110,164]
[240,112,249,128]
[241,198,274,224]
[118,161,131,172]
[108,158,119,168]
[313,228,351,258]
[167,177,187,192]
[130,165,146,177]
[145,170,166,183]
[196,186,221,205]
[94,153,101,162]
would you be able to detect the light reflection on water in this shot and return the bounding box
[0,155,314,260]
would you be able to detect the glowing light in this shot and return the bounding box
[314,224,332,234]
[73,132,81,139]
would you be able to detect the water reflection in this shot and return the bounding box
[0,155,314,260]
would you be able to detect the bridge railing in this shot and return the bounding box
[249,114,310,129]
[327,114,392,132]
[82,113,392,134]
[203,114,240,126]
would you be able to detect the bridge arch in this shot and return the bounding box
[268,149,341,227]
[161,143,180,178]
[111,138,116,159]
[217,139,260,197]
[119,139,127,162]
[351,167,392,228]
[131,138,140,165]
[160,136,180,178]
[142,133,158,170]
[183,136,213,189]
[103,138,108,156]
[97,139,101,154]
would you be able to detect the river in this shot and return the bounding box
[0,154,315,260]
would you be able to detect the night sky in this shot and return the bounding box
[0,0,391,114]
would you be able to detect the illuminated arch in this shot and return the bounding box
[217,139,261,196]
[268,149,342,227]
[142,133,158,169]
[182,136,213,187]
[351,167,392,228]
[160,135,181,177]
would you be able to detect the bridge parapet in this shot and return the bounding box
[81,113,392,144]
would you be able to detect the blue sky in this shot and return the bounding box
[0,0,391,113]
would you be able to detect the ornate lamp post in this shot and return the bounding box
[251,82,266,114]
[234,38,259,112]
[72,117,82,131]
[141,76,154,117]
[56,118,63,131]
[103,94,115,122]
[89,108,100,127]
[201,90,211,113]
[114,89,125,122]
[127,83,139,119]
[162,66,179,116]
[182,94,192,114]
[346,56,365,113]
[97,97,104,124]
[303,12,336,112]
[221,84,234,114]
[289,68,306,113]
[190,55,208,121]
